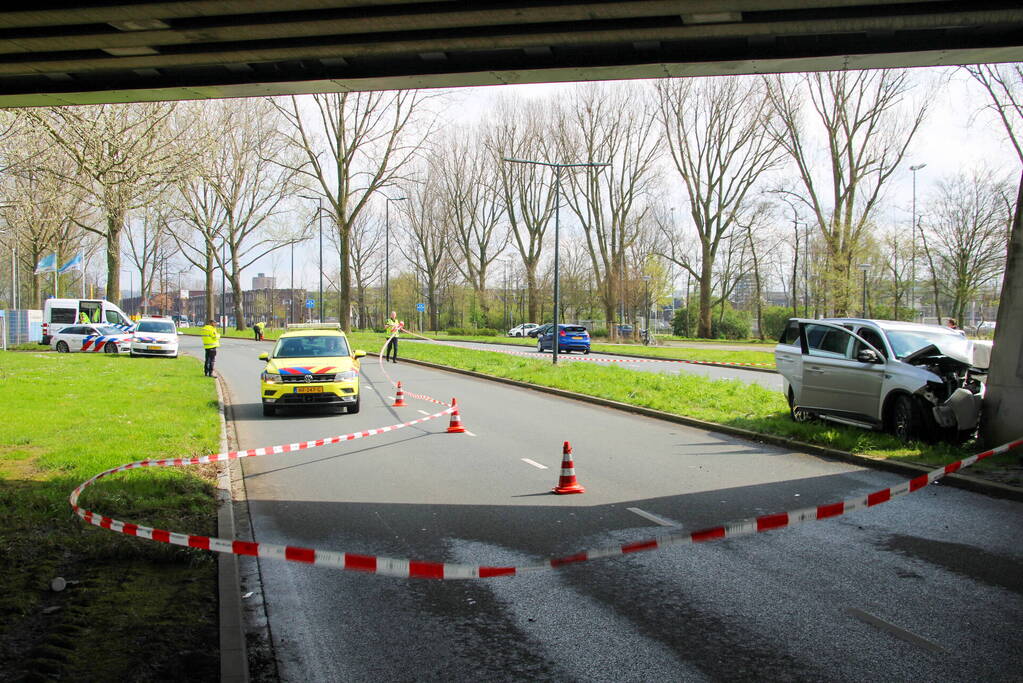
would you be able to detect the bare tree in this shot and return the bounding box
[329,208,383,328]
[559,83,661,336]
[486,96,558,322]
[440,129,507,324]
[657,75,782,337]
[0,129,93,306]
[27,103,195,302]
[397,172,450,331]
[274,91,435,331]
[921,169,1011,324]
[171,99,302,328]
[764,69,927,316]
[124,205,175,315]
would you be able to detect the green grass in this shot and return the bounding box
[185,326,775,365]
[0,351,221,681]
[346,331,994,470]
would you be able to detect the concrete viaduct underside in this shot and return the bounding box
[0,1,1021,107]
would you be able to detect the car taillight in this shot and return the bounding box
[559,330,565,336]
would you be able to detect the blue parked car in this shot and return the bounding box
[536,324,591,354]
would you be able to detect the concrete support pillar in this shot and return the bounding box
[981,169,1023,448]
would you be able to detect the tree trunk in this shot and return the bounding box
[105,207,124,303]
[980,170,1023,447]
[698,256,713,338]
[525,263,540,322]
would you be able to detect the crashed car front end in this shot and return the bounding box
[905,343,987,433]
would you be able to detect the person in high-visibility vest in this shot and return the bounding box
[254,320,266,341]
[78,311,90,324]
[384,311,401,363]
[200,320,221,377]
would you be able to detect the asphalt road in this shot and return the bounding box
[409,338,785,391]
[182,336,1023,682]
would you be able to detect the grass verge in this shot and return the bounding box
[0,351,221,681]
[183,327,774,365]
[346,331,1019,481]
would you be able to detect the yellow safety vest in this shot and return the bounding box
[201,325,221,349]
[385,318,400,334]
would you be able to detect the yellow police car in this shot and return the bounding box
[259,324,366,417]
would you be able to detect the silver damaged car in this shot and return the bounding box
[775,318,991,443]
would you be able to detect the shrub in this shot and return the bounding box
[761,306,793,341]
[672,304,750,339]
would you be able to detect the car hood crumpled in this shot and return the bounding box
[902,338,992,369]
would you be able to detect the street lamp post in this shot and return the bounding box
[318,198,323,323]
[858,263,870,318]
[221,239,226,332]
[384,195,406,319]
[909,163,926,320]
[642,274,651,343]
[502,157,609,365]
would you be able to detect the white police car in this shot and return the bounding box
[51,324,133,354]
[130,317,179,358]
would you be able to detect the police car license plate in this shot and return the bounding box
[295,386,323,394]
[147,345,162,350]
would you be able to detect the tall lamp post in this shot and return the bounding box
[384,195,406,319]
[858,263,870,318]
[642,274,651,342]
[909,163,926,320]
[502,157,609,365]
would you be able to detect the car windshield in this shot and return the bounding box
[885,327,970,360]
[137,321,176,333]
[96,325,123,335]
[274,335,349,358]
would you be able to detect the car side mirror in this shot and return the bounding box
[857,349,881,364]
[258,352,268,361]
[353,350,366,358]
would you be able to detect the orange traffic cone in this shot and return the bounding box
[393,382,407,407]
[553,441,585,494]
[446,398,467,434]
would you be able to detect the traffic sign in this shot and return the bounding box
[305,299,315,308]
[416,303,425,312]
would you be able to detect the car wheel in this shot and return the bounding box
[347,396,361,414]
[104,342,118,354]
[56,341,69,353]
[788,388,814,423]
[262,403,276,417]
[584,348,590,355]
[891,394,921,442]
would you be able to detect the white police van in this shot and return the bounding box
[41,298,133,345]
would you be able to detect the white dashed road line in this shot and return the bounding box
[520,458,548,469]
[418,410,430,416]
[627,507,680,527]
[845,608,946,654]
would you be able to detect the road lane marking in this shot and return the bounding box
[464,430,476,437]
[845,608,945,654]
[418,410,430,415]
[521,458,548,469]
[627,507,680,527]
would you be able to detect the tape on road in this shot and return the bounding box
[70,344,1022,581]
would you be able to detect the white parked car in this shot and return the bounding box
[508,323,539,337]
[51,324,132,354]
[775,318,990,443]
[131,317,180,358]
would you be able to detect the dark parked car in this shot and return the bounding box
[536,324,591,354]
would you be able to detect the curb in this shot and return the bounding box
[213,377,250,683]
[380,353,1023,503]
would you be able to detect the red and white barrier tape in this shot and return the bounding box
[70,379,1022,581]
